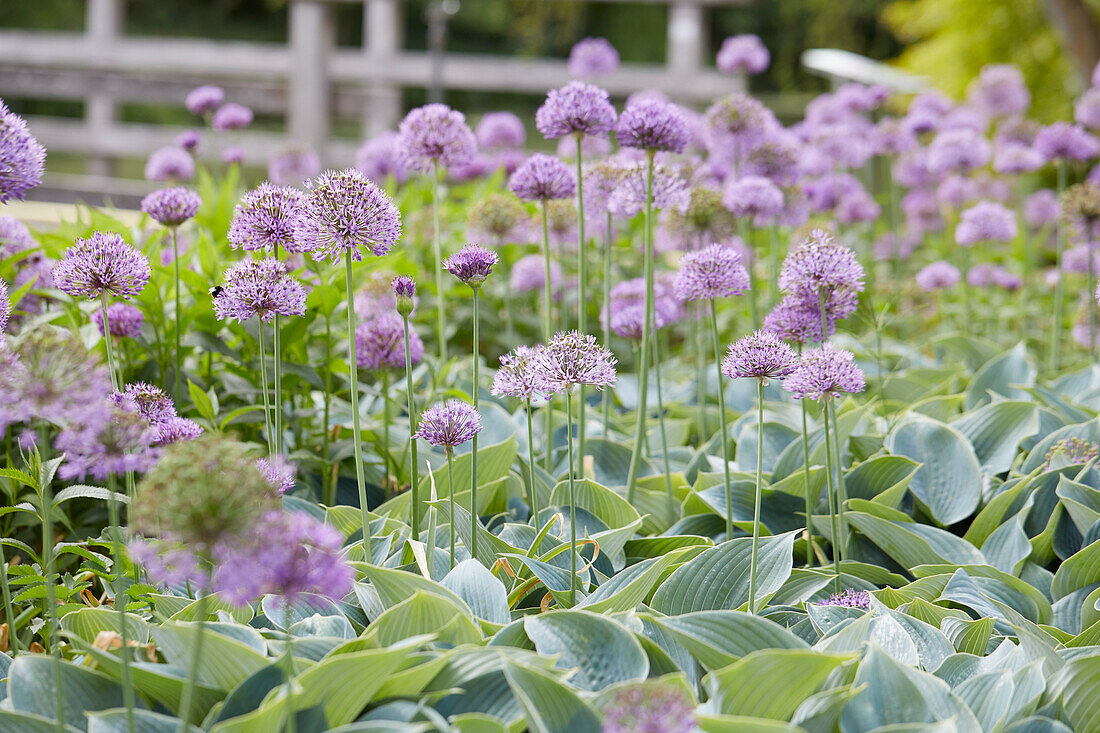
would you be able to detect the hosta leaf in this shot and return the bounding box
[645,610,808,671]
[703,649,850,720]
[501,659,602,733]
[578,552,680,613]
[953,671,1012,733]
[1049,653,1100,732]
[952,400,1039,476]
[7,655,131,732]
[1051,538,1100,600]
[441,559,511,625]
[150,622,269,691]
[964,343,1035,409]
[0,712,81,733]
[87,709,203,733]
[885,414,982,525]
[523,610,648,691]
[847,511,985,569]
[547,478,641,529]
[367,591,482,647]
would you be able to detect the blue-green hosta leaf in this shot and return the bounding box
[355,564,470,613]
[1051,538,1100,600]
[645,610,808,671]
[547,478,641,530]
[501,659,601,733]
[952,401,1039,476]
[1048,653,1100,732]
[367,591,482,647]
[1002,718,1075,733]
[578,552,681,614]
[7,655,133,732]
[1056,475,1100,535]
[60,606,149,644]
[702,649,851,720]
[847,511,986,570]
[441,559,511,625]
[843,455,921,502]
[964,343,1036,409]
[885,414,982,525]
[981,507,1033,575]
[0,712,81,733]
[150,622,269,691]
[524,610,648,691]
[87,709,203,733]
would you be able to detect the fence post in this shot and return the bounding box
[362,0,403,139]
[85,0,121,177]
[667,0,704,81]
[288,0,333,160]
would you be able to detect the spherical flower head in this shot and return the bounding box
[355,313,423,370]
[955,200,1017,246]
[295,168,402,261]
[723,175,784,220]
[616,99,690,153]
[56,403,161,481]
[716,34,770,75]
[0,215,35,255]
[782,345,866,401]
[222,146,244,165]
[491,345,546,400]
[0,100,46,204]
[476,111,526,149]
[227,182,305,254]
[396,103,477,173]
[763,295,832,345]
[870,117,916,156]
[392,275,416,316]
[268,146,321,187]
[414,399,482,448]
[151,415,203,446]
[213,257,306,323]
[211,510,352,606]
[836,190,881,225]
[144,146,194,183]
[355,131,409,185]
[129,538,205,589]
[533,330,617,395]
[993,142,1043,174]
[673,243,750,302]
[509,154,576,202]
[54,232,151,300]
[721,330,798,381]
[603,277,681,338]
[705,93,770,143]
[968,64,1029,118]
[663,186,738,249]
[113,382,177,424]
[212,102,253,131]
[778,229,865,303]
[915,260,960,291]
[536,81,618,140]
[927,128,992,174]
[819,588,871,609]
[966,262,999,288]
[992,267,1022,291]
[567,37,620,78]
[443,244,499,289]
[185,85,225,116]
[511,254,562,294]
[175,129,201,151]
[141,187,201,227]
[602,682,695,733]
[1035,122,1100,162]
[256,456,297,495]
[1025,189,1061,227]
[608,162,690,218]
[92,302,144,339]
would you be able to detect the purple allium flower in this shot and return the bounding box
[802,172,862,212]
[836,190,881,224]
[256,456,296,495]
[491,345,546,400]
[1074,320,1100,349]
[355,313,424,370]
[602,683,695,733]
[392,274,416,315]
[782,345,866,401]
[967,64,1029,118]
[213,258,306,323]
[722,175,784,220]
[602,278,680,340]
[0,100,46,204]
[0,215,34,253]
[129,539,205,589]
[705,93,770,144]
[1078,88,1100,130]
[1035,122,1100,162]
[533,330,617,394]
[295,168,402,261]
[0,279,8,333]
[152,416,203,446]
[355,131,409,184]
[993,143,1044,174]
[54,232,150,300]
[175,129,201,151]
[870,117,917,156]
[227,182,305,254]
[673,243,750,302]
[443,244,499,289]
[778,229,865,305]
[892,149,934,189]
[558,133,612,161]
[56,402,160,481]
[447,153,493,183]
[268,146,321,187]
[927,128,992,174]
[185,85,225,116]
[716,34,770,75]
[763,295,831,345]
[509,153,576,202]
[955,200,1017,246]
[993,267,1022,291]
[721,330,798,380]
[113,382,176,424]
[617,99,690,153]
[414,399,482,448]
[608,162,689,217]
[141,187,201,227]
[536,81,618,140]
[92,302,143,339]
[936,175,978,210]
[144,146,194,183]
[819,588,871,609]
[567,37,620,78]
[1026,189,1061,228]
[1061,245,1100,274]
[211,510,353,606]
[476,111,526,150]
[211,102,253,131]
[396,103,477,173]
[966,262,1000,287]
[511,254,561,294]
[915,260,961,291]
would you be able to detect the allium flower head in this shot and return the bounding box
[567,37,620,78]
[763,295,831,345]
[113,382,176,423]
[256,456,296,495]
[782,345,866,401]
[355,313,423,370]
[175,129,201,151]
[968,64,1029,118]
[396,103,477,172]
[268,146,321,187]
[0,100,46,203]
[1035,122,1100,162]
[778,229,864,304]
[355,131,408,184]
[511,254,561,294]
[227,182,305,253]
[491,345,545,400]
[608,162,689,217]
[213,258,306,323]
[723,175,784,220]
[915,260,961,291]
[705,93,770,142]
[1076,88,1100,131]
[716,34,770,75]
[993,143,1043,174]
[603,278,681,339]
[477,112,526,149]
[129,539,205,589]
[222,146,244,165]
[955,200,1017,246]
[144,146,194,183]
[92,303,143,339]
[392,275,416,316]
[295,168,402,261]
[927,128,992,174]
[443,244,499,288]
[185,85,225,116]
[1045,437,1100,470]
[870,117,916,156]
[0,215,34,254]
[536,81,618,140]
[616,99,690,153]
[533,330,617,394]
[1026,189,1061,227]
[0,279,7,333]
[212,102,253,131]
[721,330,798,381]
[141,187,201,227]
[152,416,203,446]
[414,399,482,448]
[602,682,695,733]
[583,160,629,216]
[468,193,530,243]
[673,243,750,302]
[56,402,160,481]
[819,589,871,609]
[509,153,576,202]
[54,232,150,300]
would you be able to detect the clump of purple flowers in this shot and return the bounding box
[509,154,577,201]
[443,244,499,288]
[0,99,47,203]
[54,232,151,300]
[616,99,690,153]
[723,175,784,221]
[476,112,526,150]
[396,103,477,172]
[956,200,1018,246]
[414,400,482,448]
[915,261,961,291]
[185,85,224,116]
[567,37,619,78]
[113,382,203,447]
[212,102,253,131]
[602,683,695,733]
[512,254,561,295]
[533,330,617,395]
[536,81,618,140]
[782,345,866,401]
[716,34,770,75]
[141,187,202,227]
[722,330,798,381]
[819,588,871,609]
[673,243,750,302]
[355,131,409,184]
[144,146,194,183]
[92,303,144,339]
[268,145,321,187]
[56,403,161,481]
[294,168,402,261]
[227,182,305,253]
[491,345,545,400]
[1035,122,1100,161]
[257,455,297,495]
[212,258,306,323]
[355,313,424,370]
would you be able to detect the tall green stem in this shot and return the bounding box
[100,293,120,392]
[381,369,391,485]
[525,399,539,528]
[693,310,707,446]
[283,603,296,733]
[470,288,480,558]
[601,212,613,435]
[749,379,765,614]
[710,302,733,540]
[322,315,334,506]
[177,593,208,733]
[625,152,656,503]
[541,201,554,472]
[821,398,842,593]
[345,256,372,560]
[446,448,455,569]
[829,399,849,560]
[107,484,135,733]
[0,539,17,655]
[273,244,283,455]
[403,315,420,538]
[650,326,674,512]
[799,343,813,567]
[961,244,971,337]
[432,162,447,363]
[1051,161,1068,373]
[172,227,182,402]
[575,136,587,476]
[566,391,578,605]
[42,471,65,733]
[257,322,273,455]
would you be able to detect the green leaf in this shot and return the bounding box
[524,610,648,691]
[885,414,982,525]
[646,610,809,671]
[547,478,641,529]
[366,591,483,647]
[441,559,511,625]
[86,709,203,733]
[7,655,132,731]
[952,401,1039,476]
[941,616,993,655]
[1050,653,1100,732]
[1051,538,1100,600]
[501,659,601,733]
[578,552,681,614]
[703,649,850,719]
[150,621,270,691]
[52,485,129,507]
[964,343,1036,409]
[188,379,217,422]
[61,606,149,644]
[0,711,81,733]
[847,512,985,569]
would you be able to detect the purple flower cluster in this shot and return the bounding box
[256,455,297,495]
[567,37,619,78]
[603,683,695,733]
[113,382,203,446]
[355,131,409,184]
[129,538,206,588]
[1035,122,1100,161]
[608,162,689,218]
[716,34,770,75]
[722,330,798,380]
[536,81,618,140]
[141,187,202,227]
[782,345,866,401]
[819,588,871,609]
[56,403,161,481]
[673,243,750,302]
[763,296,831,345]
[617,99,690,153]
[955,200,1018,246]
[295,168,402,261]
[511,254,562,295]
[915,261,961,291]
[534,330,617,395]
[268,146,321,187]
[355,312,424,370]
[491,345,545,400]
[92,302,144,339]
[603,277,680,340]
[509,154,577,202]
[0,100,46,203]
[185,85,225,116]
[723,175,784,220]
[211,102,253,131]
[776,229,863,333]
[144,146,194,183]
[213,258,306,323]
[54,232,151,300]
[227,182,305,253]
[396,104,477,172]
[476,112,526,150]
[414,399,482,448]
[444,244,499,289]
[967,64,1029,118]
